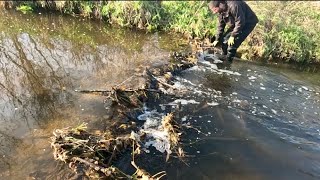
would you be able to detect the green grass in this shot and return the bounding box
[240,2,320,63]
[16,4,33,14]
[161,1,217,38]
[4,1,320,64]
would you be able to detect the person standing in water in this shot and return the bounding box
[208,0,258,63]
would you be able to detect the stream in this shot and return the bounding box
[0,9,320,180]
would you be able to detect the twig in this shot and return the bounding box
[155,77,178,90]
[73,157,132,179]
[182,125,207,135]
[114,75,136,88]
[107,146,117,167]
[174,148,190,167]
[145,69,178,90]
[74,89,112,93]
[152,171,167,179]
[72,157,106,172]
[75,88,160,94]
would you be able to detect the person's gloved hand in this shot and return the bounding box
[213,40,219,47]
[227,36,235,46]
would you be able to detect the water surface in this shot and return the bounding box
[0,9,320,180]
[0,9,188,179]
[162,58,320,180]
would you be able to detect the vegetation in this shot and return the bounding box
[4,1,320,63]
[16,4,33,14]
[241,2,320,64]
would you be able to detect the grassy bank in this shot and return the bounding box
[3,1,319,64]
[242,2,320,64]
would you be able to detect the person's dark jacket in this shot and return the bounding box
[216,1,258,42]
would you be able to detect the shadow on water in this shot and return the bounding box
[0,9,188,179]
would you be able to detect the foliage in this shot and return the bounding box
[99,1,163,31]
[4,1,320,63]
[16,4,33,14]
[161,1,217,39]
[240,1,320,63]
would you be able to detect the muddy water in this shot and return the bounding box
[0,9,320,180]
[0,10,188,179]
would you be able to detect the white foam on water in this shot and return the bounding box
[136,108,172,154]
[199,60,218,70]
[144,130,171,154]
[172,81,185,89]
[176,77,197,87]
[219,69,242,76]
[248,76,257,80]
[202,54,224,64]
[187,65,206,72]
[169,99,200,105]
[197,55,242,76]
[259,112,267,116]
[232,98,241,103]
[193,89,204,95]
[137,109,162,121]
[207,102,219,106]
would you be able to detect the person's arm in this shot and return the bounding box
[215,14,226,42]
[230,3,246,38]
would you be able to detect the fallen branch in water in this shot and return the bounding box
[145,68,178,90]
[131,160,166,180]
[75,88,160,93]
[51,121,175,179]
[50,51,199,179]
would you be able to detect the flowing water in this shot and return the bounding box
[160,58,320,180]
[0,9,320,180]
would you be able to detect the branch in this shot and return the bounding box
[145,68,178,90]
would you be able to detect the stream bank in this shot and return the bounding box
[2,1,320,64]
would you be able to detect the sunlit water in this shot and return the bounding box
[157,57,320,180]
[1,9,320,180]
[0,10,188,179]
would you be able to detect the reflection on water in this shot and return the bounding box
[0,10,188,179]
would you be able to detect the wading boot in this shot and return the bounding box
[224,56,233,70]
[217,55,232,70]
